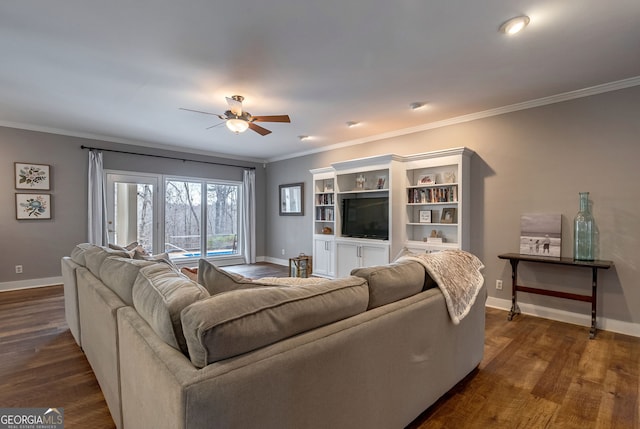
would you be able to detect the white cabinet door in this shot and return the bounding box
[313,237,335,278]
[336,241,360,278]
[335,240,389,277]
[361,244,389,267]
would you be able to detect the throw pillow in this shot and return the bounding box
[180,267,198,282]
[197,259,259,295]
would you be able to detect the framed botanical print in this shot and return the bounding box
[16,193,52,219]
[15,162,51,190]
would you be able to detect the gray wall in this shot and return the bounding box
[266,86,640,326]
[0,128,266,284]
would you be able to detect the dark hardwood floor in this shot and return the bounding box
[1,262,638,428]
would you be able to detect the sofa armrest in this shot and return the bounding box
[61,256,83,347]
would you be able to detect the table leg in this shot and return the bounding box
[507,259,521,321]
[589,268,598,339]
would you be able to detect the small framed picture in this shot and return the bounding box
[417,174,436,186]
[323,180,334,192]
[15,162,51,190]
[16,193,52,219]
[419,210,432,223]
[440,208,457,224]
[376,176,387,189]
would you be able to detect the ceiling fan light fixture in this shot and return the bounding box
[226,118,249,134]
[499,15,530,35]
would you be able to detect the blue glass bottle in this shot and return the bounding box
[573,192,594,261]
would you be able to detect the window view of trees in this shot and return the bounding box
[165,179,239,258]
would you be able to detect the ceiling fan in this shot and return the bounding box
[180,95,291,136]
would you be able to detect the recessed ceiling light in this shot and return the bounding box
[499,15,530,35]
[346,121,359,128]
[409,102,426,110]
[298,135,310,141]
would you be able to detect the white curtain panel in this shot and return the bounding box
[87,150,108,246]
[242,169,256,264]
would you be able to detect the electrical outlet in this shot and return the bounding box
[495,279,503,290]
[15,265,23,274]
[281,249,285,256]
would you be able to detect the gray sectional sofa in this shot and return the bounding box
[62,243,486,429]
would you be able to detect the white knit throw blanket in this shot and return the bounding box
[397,249,485,324]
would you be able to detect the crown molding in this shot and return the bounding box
[268,75,640,163]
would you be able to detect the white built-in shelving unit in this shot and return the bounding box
[310,147,474,278]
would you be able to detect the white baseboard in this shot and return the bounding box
[0,276,64,293]
[486,296,640,338]
[262,256,288,266]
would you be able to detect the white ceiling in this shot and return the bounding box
[1,1,639,162]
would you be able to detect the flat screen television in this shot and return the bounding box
[341,196,389,240]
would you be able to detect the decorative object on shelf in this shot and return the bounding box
[376,176,386,189]
[289,253,312,277]
[16,193,52,219]
[419,210,432,223]
[520,213,561,257]
[440,208,457,224]
[15,162,51,190]
[417,174,436,185]
[323,180,334,192]
[355,174,366,190]
[574,192,595,261]
[279,182,304,216]
[424,229,443,244]
[322,226,333,234]
[443,171,456,184]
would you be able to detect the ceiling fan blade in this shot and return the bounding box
[251,115,291,123]
[205,122,226,130]
[226,96,243,116]
[180,107,217,116]
[248,122,272,136]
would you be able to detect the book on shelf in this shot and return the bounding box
[407,185,458,203]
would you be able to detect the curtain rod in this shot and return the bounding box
[80,145,256,170]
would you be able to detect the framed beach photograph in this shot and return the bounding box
[16,193,52,219]
[419,210,432,223]
[417,173,436,186]
[520,213,562,257]
[15,162,51,190]
[279,182,304,216]
[440,207,457,224]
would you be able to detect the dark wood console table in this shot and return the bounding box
[497,253,613,339]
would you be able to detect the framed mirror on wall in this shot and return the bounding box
[279,182,304,216]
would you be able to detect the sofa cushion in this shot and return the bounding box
[351,260,428,309]
[99,257,157,306]
[181,276,369,367]
[69,243,98,267]
[84,246,134,277]
[133,263,209,354]
[197,259,267,295]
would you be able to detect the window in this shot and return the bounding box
[106,171,242,262]
[164,178,241,261]
[106,173,158,254]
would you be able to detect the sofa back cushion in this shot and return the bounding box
[351,260,427,309]
[99,257,156,306]
[133,263,209,354]
[69,243,98,267]
[181,276,369,367]
[83,246,133,277]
